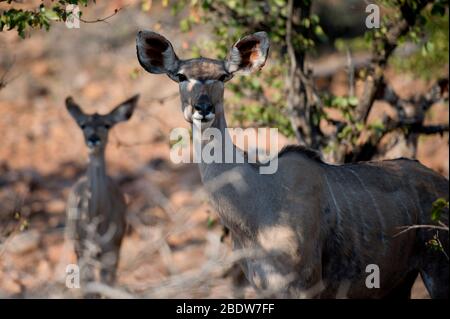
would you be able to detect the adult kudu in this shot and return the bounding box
[65,95,139,293]
[136,31,448,298]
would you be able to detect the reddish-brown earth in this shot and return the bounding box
[0,1,447,298]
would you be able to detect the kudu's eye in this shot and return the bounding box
[80,124,86,129]
[103,124,111,129]
[176,73,188,82]
[218,74,228,82]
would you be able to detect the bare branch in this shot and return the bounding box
[0,58,16,91]
[346,49,355,97]
[346,77,449,162]
[355,0,433,123]
[285,0,323,148]
[405,124,449,135]
[78,7,123,24]
[394,224,449,238]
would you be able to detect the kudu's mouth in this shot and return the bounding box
[87,136,102,149]
[192,111,215,123]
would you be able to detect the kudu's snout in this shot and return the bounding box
[87,135,101,148]
[194,94,214,117]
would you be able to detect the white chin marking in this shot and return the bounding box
[192,112,204,121]
[192,111,215,123]
[193,118,214,130]
[204,113,215,121]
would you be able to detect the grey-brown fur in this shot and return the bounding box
[136,31,449,298]
[65,95,138,293]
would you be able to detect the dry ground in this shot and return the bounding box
[0,1,447,298]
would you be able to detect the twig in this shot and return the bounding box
[346,48,355,97]
[0,58,17,91]
[78,7,123,24]
[394,224,449,238]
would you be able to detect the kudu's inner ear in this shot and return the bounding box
[107,94,139,125]
[65,97,86,125]
[226,31,270,75]
[136,31,179,76]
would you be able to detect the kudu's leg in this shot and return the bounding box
[418,226,449,299]
[74,239,101,298]
[75,246,95,285]
[382,270,418,299]
[78,255,99,298]
[99,250,120,285]
[419,249,449,298]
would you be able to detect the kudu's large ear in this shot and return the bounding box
[106,94,139,125]
[65,97,86,125]
[226,31,270,75]
[136,31,180,77]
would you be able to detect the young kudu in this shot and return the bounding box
[65,95,138,292]
[136,31,449,298]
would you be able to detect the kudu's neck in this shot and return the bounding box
[195,111,246,182]
[87,148,108,192]
[194,110,259,238]
[86,147,112,216]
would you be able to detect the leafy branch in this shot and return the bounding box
[0,0,121,38]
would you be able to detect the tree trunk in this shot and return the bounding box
[286,0,322,148]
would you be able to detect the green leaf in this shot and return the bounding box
[179,18,191,32]
[43,9,60,21]
[348,96,358,107]
[431,198,449,222]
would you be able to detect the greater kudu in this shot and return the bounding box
[65,95,138,292]
[136,31,448,298]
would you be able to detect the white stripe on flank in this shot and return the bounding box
[348,168,387,248]
[334,169,362,255]
[324,173,342,227]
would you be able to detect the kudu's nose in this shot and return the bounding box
[87,135,101,148]
[194,95,213,116]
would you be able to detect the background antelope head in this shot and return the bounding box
[65,95,139,153]
[136,31,269,129]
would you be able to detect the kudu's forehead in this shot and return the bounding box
[180,58,227,80]
[83,113,107,125]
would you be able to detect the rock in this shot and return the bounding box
[46,199,66,214]
[36,260,51,280]
[170,190,193,208]
[7,230,41,255]
[47,242,75,264]
[0,277,22,295]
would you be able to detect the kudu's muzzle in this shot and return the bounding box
[87,135,101,148]
[193,94,214,119]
